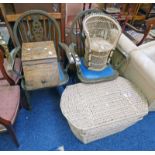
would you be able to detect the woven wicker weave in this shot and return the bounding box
[83,13,122,71]
[60,77,148,144]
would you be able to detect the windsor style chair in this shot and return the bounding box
[11,10,74,106]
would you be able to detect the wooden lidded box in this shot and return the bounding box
[22,41,59,90]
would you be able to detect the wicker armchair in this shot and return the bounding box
[83,13,122,71]
[69,9,121,83]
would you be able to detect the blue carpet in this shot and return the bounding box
[0,87,155,151]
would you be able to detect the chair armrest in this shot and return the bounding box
[59,42,74,64]
[8,47,22,79]
[113,34,138,72]
[0,48,15,85]
[117,34,138,58]
[7,47,20,70]
[131,51,155,85]
[69,43,81,66]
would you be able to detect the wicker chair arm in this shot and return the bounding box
[59,42,74,64]
[69,43,81,66]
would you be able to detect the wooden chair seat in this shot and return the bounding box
[0,85,20,146]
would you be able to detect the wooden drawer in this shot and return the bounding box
[23,60,59,90]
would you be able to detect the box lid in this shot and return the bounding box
[22,41,57,61]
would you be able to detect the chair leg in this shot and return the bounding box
[24,89,32,110]
[5,124,19,147]
[21,80,32,110]
[20,87,31,110]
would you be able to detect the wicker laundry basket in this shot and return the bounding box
[60,77,148,144]
[83,13,122,71]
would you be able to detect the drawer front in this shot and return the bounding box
[23,61,59,90]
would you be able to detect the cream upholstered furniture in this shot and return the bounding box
[111,34,155,112]
[83,13,121,71]
[122,40,155,111]
[60,34,155,144]
[117,33,138,54]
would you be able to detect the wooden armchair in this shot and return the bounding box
[12,10,73,65]
[10,10,74,105]
[123,17,155,46]
[0,48,28,147]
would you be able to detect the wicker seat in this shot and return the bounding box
[83,13,122,71]
[60,77,148,144]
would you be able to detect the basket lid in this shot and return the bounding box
[60,77,148,130]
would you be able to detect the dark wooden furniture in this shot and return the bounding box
[0,45,15,85]
[0,45,22,85]
[0,86,20,147]
[101,3,152,22]
[83,3,92,11]
[146,4,155,18]
[0,47,28,147]
[123,17,155,46]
